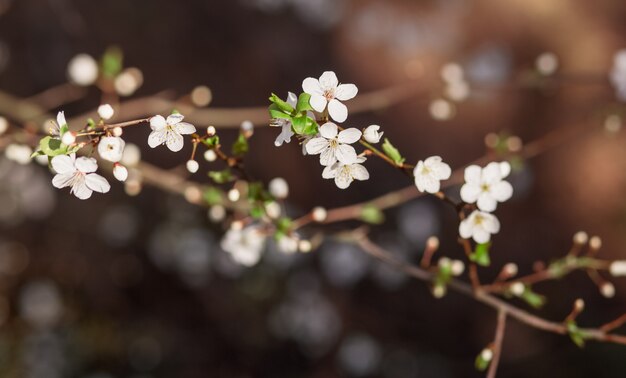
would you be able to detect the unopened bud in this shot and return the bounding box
[204,149,217,162]
[312,207,327,222]
[510,282,525,296]
[112,126,123,137]
[589,236,602,251]
[573,231,588,245]
[61,131,76,145]
[600,282,616,298]
[207,125,216,136]
[227,188,240,202]
[186,159,199,173]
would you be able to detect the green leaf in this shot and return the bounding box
[291,115,317,135]
[248,182,272,202]
[268,93,295,114]
[274,217,293,239]
[475,352,491,372]
[520,287,546,309]
[567,321,586,348]
[37,136,67,157]
[381,138,405,165]
[296,93,313,112]
[87,118,96,130]
[250,205,265,219]
[201,135,220,148]
[101,46,123,78]
[470,243,491,267]
[208,169,234,184]
[360,205,385,224]
[231,133,249,156]
[302,117,319,135]
[203,187,224,205]
[269,104,292,120]
[59,124,69,136]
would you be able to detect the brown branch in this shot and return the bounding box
[487,310,507,378]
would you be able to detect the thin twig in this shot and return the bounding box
[487,310,507,378]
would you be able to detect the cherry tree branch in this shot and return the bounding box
[487,311,507,378]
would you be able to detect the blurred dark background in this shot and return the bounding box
[1,0,626,377]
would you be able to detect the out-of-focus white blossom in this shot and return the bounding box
[269,177,289,199]
[610,50,626,102]
[322,156,369,189]
[5,144,32,165]
[67,54,98,86]
[609,260,626,277]
[221,225,266,266]
[51,154,110,200]
[460,162,513,212]
[277,235,299,254]
[148,114,196,152]
[186,160,199,173]
[305,122,361,166]
[114,67,143,96]
[204,149,217,162]
[413,156,451,193]
[97,104,115,120]
[302,71,357,123]
[0,116,7,135]
[459,210,500,244]
[121,143,141,166]
[98,136,125,163]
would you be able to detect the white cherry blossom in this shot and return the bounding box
[322,156,369,189]
[220,225,266,267]
[49,111,68,138]
[413,156,451,193]
[148,114,196,152]
[51,154,110,200]
[67,54,98,86]
[459,210,500,244]
[460,162,513,212]
[302,71,358,123]
[363,125,383,144]
[97,104,115,120]
[270,92,296,147]
[97,136,125,163]
[305,122,361,166]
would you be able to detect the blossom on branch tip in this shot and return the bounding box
[51,154,110,200]
[413,156,451,193]
[459,210,500,244]
[147,114,196,152]
[322,156,369,189]
[460,162,513,212]
[97,104,115,120]
[305,122,361,166]
[363,125,383,144]
[220,225,266,267]
[98,136,125,163]
[302,71,357,123]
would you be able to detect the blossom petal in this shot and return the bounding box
[166,113,184,125]
[319,122,338,139]
[174,122,196,135]
[305,137,329,155]
[75,157,98,173]
[416,174,440,193]
[319,147,336,166]
[483,162,503,184]
[51,154,76,174]
[85,173,111,193]
[351,164,369,181]
[319,71,339,90]
[302,77,323,96]
[322,164,338,179]
[482,214,501,233]
[499,162,511,178]
[492,181,513,202]
[286,92,298,107]
[335,84,358,101]
[464,165,482,184]
[335,144,357,165]
[477,193,497,212]
[148,130,167,148]
[459,219,474,239]
[166,131,184,152]
[57,111,67,128]
[473,229,491,244]
[71,179,93,200]
[328,99,348,123]
[309,95,327,113]
[150,115,167,131]
[52,173,75,189]
[460,183,480,203]
[335,168,352,189]
[337,128,362,144]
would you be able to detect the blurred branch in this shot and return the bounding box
[487,311,507,378]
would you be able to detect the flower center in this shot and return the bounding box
[481,183,491,192]
[323,89,335,101]
[329,139,339,148]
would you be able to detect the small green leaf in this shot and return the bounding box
[101,46,123,78]
[296,93,313,112]
[87,118,96,130]
[360,205,385,224]
[201,135,220,148]
[381,138,405,165]
[268,93,295,114]
[231,133,249,156]
[470,243,491,267]
[203,187,223,205]
[208,169,234,184]
[520,287,546,309]
[248,182,272,202]
[475,352,491,372]
[274,217,293,239]
[250,205,265,219]
[567,321,586,348]
[269,104,292,120]
[38,136,67,157]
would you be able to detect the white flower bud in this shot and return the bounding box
[429,99,455,121]
[227,188,240,202]
[573,231,588,245]
[600,282,616,298]
[186,160,199,173]
[204,150,217,162]
[426,236,440,250]
[124,178,142,196]
[312,206,327,222]
[480,348,493,362]
[207,125,216,136]
[574,298,585,312]
[589,236,602,250]
[98,136,125,163]
[441,62,464,83]
[503,263,518,277]
[240,120,253,133]
[536,52,559,76]
[67,54,98,86]
[113,163,128,182]
[438,257,451,268]
[112,126,123,137]
[114,68,143,97]
[298,240,312,253]
[61,131,76,146]
[97,104,115,120]
[0,116,7,135]
[184,186,203,204]
[510,282,525,296]
[191,85,212,107]
[432,285,446,298]
[609,261,626,277]
[265,201,281,219]
[208,205,226,222]
[268,177,289,199]
[450,260,465,276]
[363,125,383,144]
